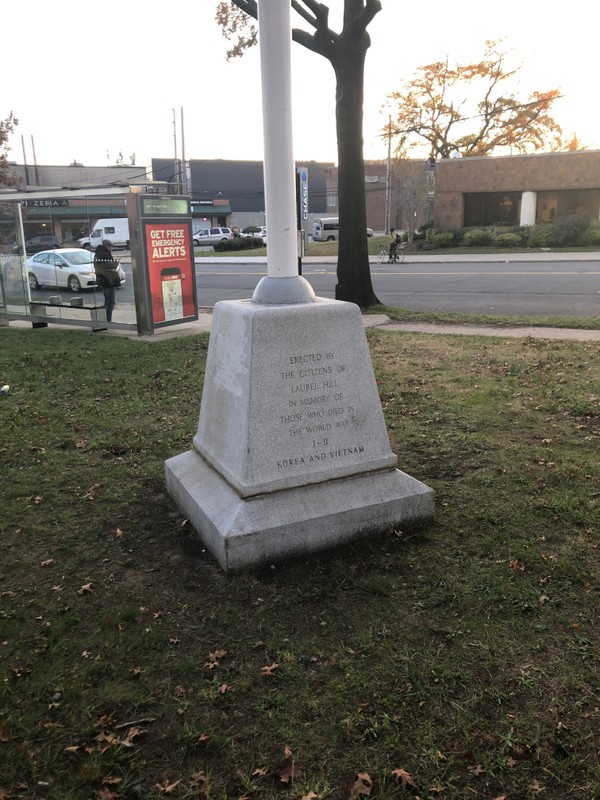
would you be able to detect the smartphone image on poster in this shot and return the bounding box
[161,267,184,321]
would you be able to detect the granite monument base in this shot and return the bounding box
[165,297,434,573]
[166,449,433,573]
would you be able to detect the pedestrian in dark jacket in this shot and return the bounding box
[94,239,120,321]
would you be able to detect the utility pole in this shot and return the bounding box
[21,136,30,186]
[171,108,180,195]
[180,107,187,196]
[384,115,392,235]
[31,136,41,185]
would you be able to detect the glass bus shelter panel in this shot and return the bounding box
[0,196,137,328]
[0,204,28,314]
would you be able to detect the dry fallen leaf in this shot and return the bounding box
[84,483,101,500]
[101,776,122,786]
[205,649,227,668]
[96,789,119,800]
[392,768,417,789]
[252,766,268,777]
[217,683,231,694]
[349,772,372,799]
[261,662,279,676]
[77,583,93,595]
[155,778,181,794]
[41,559,54,567]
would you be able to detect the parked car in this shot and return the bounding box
[12,235,63,255]
[241,226,267,242]
[27,248,126,293]
[192,227,233,246]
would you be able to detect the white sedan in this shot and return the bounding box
[27,248,125,293]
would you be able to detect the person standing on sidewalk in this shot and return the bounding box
[93,239,120,322]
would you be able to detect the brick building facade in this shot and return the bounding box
[435,150,600,230]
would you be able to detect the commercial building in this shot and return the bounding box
[151,158,334,231]
[434,150,600,230]
[0,162,231,244]
[4,150,600,244]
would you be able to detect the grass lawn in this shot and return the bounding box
[1,326,599,799]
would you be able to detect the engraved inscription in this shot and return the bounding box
[275,350,364,470]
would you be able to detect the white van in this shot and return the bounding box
[313,217,339,242]
[312,217,374,242]
[78,218,130,250]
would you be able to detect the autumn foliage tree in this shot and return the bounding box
[215,0,382,308]
[0,112,21,188]
[387,40,563,159]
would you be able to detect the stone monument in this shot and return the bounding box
[165,0,433,573]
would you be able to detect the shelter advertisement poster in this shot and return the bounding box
[145,223,195,324]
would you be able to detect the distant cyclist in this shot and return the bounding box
[388,228,402,262]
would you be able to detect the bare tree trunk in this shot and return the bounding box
[333,53,381,308]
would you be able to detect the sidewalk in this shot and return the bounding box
[201,251,600,265]
[134,312,600,343]
[6,309,599,343]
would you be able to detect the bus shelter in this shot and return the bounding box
[0,188,198,336]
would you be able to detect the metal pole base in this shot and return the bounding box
[252,275,315,305]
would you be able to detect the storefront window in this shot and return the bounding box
[464,192,521,227]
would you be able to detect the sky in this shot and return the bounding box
[3,0,599,175]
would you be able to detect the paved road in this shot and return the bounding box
[193,254,600,317]
[25,252,598,323]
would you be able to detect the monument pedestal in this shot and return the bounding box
[165,297,434,573]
